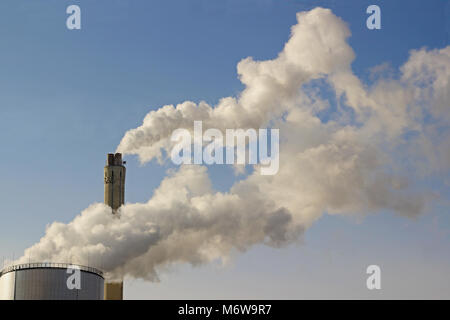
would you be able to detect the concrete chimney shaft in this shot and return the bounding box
[104,153,126,212]
[104,152,125,300]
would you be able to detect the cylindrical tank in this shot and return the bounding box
[0,263,104,300]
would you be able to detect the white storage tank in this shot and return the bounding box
[0,262,104,300]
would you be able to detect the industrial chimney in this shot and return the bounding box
[104,153,125,300]
[104,153,126,212]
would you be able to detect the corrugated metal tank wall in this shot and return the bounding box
[0,263,104,300]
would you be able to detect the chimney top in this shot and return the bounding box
[107,153,123,166]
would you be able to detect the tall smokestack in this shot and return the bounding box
[104,152,125,300]
[104,153,126,212]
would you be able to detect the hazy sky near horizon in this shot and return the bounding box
[0,0,449,299]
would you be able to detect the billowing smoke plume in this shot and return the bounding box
[18,8,449,281]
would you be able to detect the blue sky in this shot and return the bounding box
[0,0,449,298]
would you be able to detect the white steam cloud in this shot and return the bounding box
[17,8,449,281]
